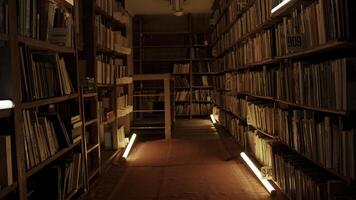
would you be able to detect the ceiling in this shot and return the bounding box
[126,0,214,15]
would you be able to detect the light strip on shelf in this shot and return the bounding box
[240,152,276,195]
[123,133,137,159]
[271,0,292,14]
[0,100,14,110]
[210,114,217,124]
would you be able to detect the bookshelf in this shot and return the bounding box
[0,0,87,199]
[133,14,214,119]
[79,0,133,188]
[0,0,132,199]
[210,0,356,199]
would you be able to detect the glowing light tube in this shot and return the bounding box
[0,100,15,110]
[210,114,216,124]
[271,0,292,14]
[123,133,137,159]
[240,152,276,195]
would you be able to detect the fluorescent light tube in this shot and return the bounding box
[123,133,137,159]
[210,114,216,124]
[271,0,292,14]
[0,100,14,110]
[240,152,276,195]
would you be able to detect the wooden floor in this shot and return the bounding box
[82,119,286,200]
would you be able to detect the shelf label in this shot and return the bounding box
[287,34,304,51]
[261,166,273,180]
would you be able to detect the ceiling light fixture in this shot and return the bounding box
[171,0,184,16]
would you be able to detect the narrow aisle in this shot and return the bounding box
[83,120,283,200]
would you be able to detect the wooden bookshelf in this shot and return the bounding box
[26,141,81,178]
[18,36,76,53]
[210,0,356,198]
[79,0,134,190]
[20,94,79,109]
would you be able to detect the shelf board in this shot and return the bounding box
[0,32,8,41]
[175,100,190,103]
[191,58,213,61]
[192,72,217,75]
[131,126,165,130]
[85,118,98,126]
[95,6,126,29]
[275,41,355,59]
[192,86,214,89]
[21,94,79,109]
[87,144,99,154]
[133,110,165,113]
[82,92,97,98]
[141,45,190,48]
[191,44,209,48]
[116,77,133,85]
[18,36,75,53]
[26,141,81,178]
[175,87,191,89]
[97,46,129,57]
[173,73,190,75]
[277,100,348,115]
[141,31,190,35]
[0,183,18,199]
[248,124,278,139]
[97,84,115,88]
[278,140,352,183]
[135,58,191,62]
[133,94,164,97]
[101,149,123,169]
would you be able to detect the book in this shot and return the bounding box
[17,0,74,47]
[0,135,13,188]
[173,63,190,74]
[19,46,74,101]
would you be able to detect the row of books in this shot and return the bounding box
[95,15,128,51]
[98,94,114,123]
[175,90,190,101]
[17,0,74,47]
[96,56,127,84]
[0,135,13,190]
[273,145,340,200]
[23,110,71,170]
[192,61,211,73]
[96,0,129,24]
[212,0,250,41]
[217,57,356,112]
[192,89,212,101]
[247,130,273,168]
[0,0,8,33]
[117,94,129,110]
[191,103,212,116]
[213,0,273,51]
[276,58,356,111]
[275,108,356,179]
[173,63,190,74]
[175,104,190,115]
[28,152,83,200]
[275,0,353,56]
[225,95,248,120]
[175,76,190,88]
[246,102,275,136]
[228,67,275,97]
[229,117,248,150]
[214,29,273,64]
[193,76,212,87]
[19,46,74,101]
